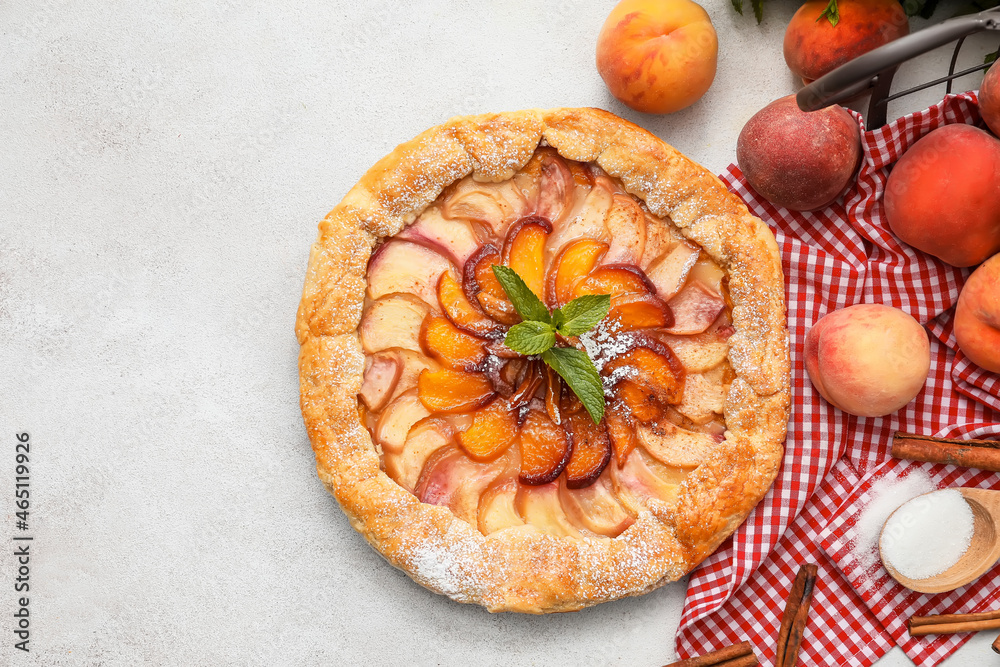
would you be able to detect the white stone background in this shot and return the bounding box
[1,1,998,664]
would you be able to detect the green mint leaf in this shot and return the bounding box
[553,294,611,337]
[817,0,839,26]
[491,265,551,324]
[751,0,764,23]
[731,0,744,15]
[541,347,605,424]
[504,321,556,356]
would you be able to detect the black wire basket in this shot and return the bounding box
[797,7,1000,127]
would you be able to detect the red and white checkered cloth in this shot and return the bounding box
[676,92,1000,666]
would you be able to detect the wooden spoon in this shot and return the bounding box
[879,488,1000,594]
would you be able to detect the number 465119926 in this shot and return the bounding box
[15,433,29,528]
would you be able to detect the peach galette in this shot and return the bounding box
[297,109,789,613]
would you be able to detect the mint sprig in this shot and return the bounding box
[491,265,610,423]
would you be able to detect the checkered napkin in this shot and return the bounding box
[675,92,1000,666]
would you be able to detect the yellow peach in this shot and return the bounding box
[804,304,930,417]
[955,253,1000,373]
[596,0,718,114]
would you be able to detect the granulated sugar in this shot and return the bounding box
[880,488,975,580]
[852,470,936,571]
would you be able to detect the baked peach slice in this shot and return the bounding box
[464,244,519,325]
[547,238,609,308]
[645,241,700,300]
[535,153,576,225]
[509,361,543,411]
[575,264,656,299]
[603,336,685,407]
[367,240,454,306]
[666,280,726,335]
[398,208,481,268]
[603,193,646,265]
[442,179,527,234]
[458,398,518,461]
[518,409,571,485]
[390,348,441,402]
[637,423,716,468]
[606,293,674,332]
[502,216,552,300]
[478,475,525,534]
[417,368,496,413]
[415,446,511,526]
[360,293,431,354]
[673,371,726,425]
[615,380,666,424]
[604,402,637,467]
[548,176,613,252]
[383,417,455,492]
[564,410,612,489]
[558,473,635,537]
[514,482,582,538]
[436,272,504,340]
[419,315,487,371]
[374,389,431,454]
[359,351,403,411]
[656,318,733,372]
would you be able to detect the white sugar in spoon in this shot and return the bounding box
[879,488,1000,594]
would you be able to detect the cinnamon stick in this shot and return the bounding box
[909,618,1000,636]
[909,609,1000,628]
[992,631,1000,654]
[891,432,1000,472]
[775,564,818,667]
[663,641,758,667]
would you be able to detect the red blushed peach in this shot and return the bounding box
[737,95,861,212]
[955,253,1000,373]
[596,0,718,114]
[805,304,930,418]
[784,0,909,84]
[980,62,1000,138]
[884,124,1000,267]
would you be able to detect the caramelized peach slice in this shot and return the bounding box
[603,193,646,265]
[603,336,685,406]
[502,216,552,300]
[509,361,543,411]
[417,368,496,413]
[383,417,454,492]
[514,483,582,538]
[458,398,518,461]
[606,294,674,332]
[604,402,637,467]
[367,240,454,306]
[666,280,726,335]
[564,411,612,489]
[575,264,656,299]
[559,473,635,537]
[437,272,504,340]
[360,293,431,354]
[359,351,402,411]
[420,315,487,371]
[547,238,609,308]
[415,446,510,526]
[398,209,481,268]
[544,366,562,425]
[637,423,716,468]
[375,389,431,454]
[463,244,519,325]
[616,380,665,423]
[536,153,575,224]
[518,409,571,485]
[478,476,525,534]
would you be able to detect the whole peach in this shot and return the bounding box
[980,62,1000,137]
[955,253,1000,373]
[884,124,1000,267]
[805,304,930,417]
[784,0,909,84]
[737,95,861,211]
[596,0,718,114]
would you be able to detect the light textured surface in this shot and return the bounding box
[0,1,996,664]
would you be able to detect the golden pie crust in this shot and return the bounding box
[296,108,790,613]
